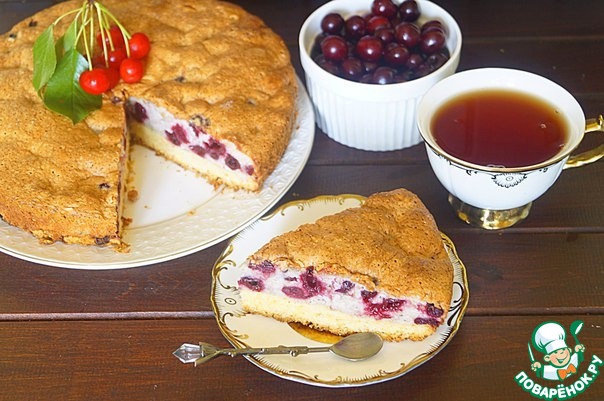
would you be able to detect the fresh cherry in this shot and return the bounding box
[406,52,424,70]
[419,29,446,54]
[372,66,396,84]
[340,57,364,81]
[366,15,390,34]
[422,20,446,34]
[399,0,420,22]
[371,0,398,19]
[106,47,127,69]
[128,32,151,59]
[356,35,383,62]
[79,68,111,95]
[394,22,420,48]
[345,15,367,40]
[96,25,124,50]
[320,35,348,62]
[321,13,345,35]
[384,43,410,67]
[104,67,120,89]
[374,27,395,45]
[120,57,144,83]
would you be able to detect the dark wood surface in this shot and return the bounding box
[1,1,603,400]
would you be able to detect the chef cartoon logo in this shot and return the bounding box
[528,321,585,381]
[514,320,602,400]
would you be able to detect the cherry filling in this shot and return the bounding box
[281,267,325,299]
[413,304,445,326]
[127,100,255,176]
[426,303,444,318]
[249,260,276,274]
[414,317,440,326]
[301,267,324,296]
[165,124,189,146]
[225,155,241,171]
[335,280,355,293]
[126,101,148,123]
[238,276,264,292]
[190,145,206,157]
[361,290,406,319]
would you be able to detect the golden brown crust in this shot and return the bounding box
[0,3,127,245]
[249,188,454,312]
[0,0,296,245]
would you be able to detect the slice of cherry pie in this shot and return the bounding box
[237,189,454,342]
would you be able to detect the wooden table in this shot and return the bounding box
[1,1,602,400]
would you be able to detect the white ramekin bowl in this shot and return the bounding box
[299,0,462,151]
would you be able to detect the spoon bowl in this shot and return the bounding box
[329,332,383,361]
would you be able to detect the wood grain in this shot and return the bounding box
[0,0,602,400]
[0,317,602,401]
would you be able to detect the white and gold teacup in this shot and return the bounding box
[417,68,603,229]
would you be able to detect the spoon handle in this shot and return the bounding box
[173,342,331,365]
[218,344,331,358]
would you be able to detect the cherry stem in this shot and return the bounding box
[95,2,131,57]
[52,0,132,70]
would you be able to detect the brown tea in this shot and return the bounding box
[431,89,568,167]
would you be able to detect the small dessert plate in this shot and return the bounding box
[211,195,469,387]
[0,78,314,269]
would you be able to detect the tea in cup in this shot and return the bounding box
[417,68,603,229]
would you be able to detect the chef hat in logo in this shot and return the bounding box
[532,322,568,355]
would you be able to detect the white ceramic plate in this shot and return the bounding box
[0,79,315,269]
[211,195,469,387]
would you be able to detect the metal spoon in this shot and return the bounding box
[173,332,383,366]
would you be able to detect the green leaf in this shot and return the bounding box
[32,24,57,95]
[55,17,78,58]
[43,49,101,124]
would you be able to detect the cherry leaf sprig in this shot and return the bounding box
[32,0,131,124]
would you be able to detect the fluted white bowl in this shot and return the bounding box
[299,0,462,151]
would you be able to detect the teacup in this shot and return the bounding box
[417,68,603,229]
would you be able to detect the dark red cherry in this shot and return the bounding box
[399,0,420,22]
[321,13,345,34]
[344,15,367,40]
[419,29,446,54]
[320,35,348,62]
[340,57,364,81]
[422,19,446,34]
[355,35,383,62]
[366,15,391,34]
[406,52,424,70]
[394,22,421,48]
[424,51,449,70]
[384,43,410,67]
[374,27,395,45]
[363,60,379,74]
[313,54,341,75]
[371,0,398,19]
[372,66,396,84]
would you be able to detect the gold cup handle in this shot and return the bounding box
[564,115,604,169]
